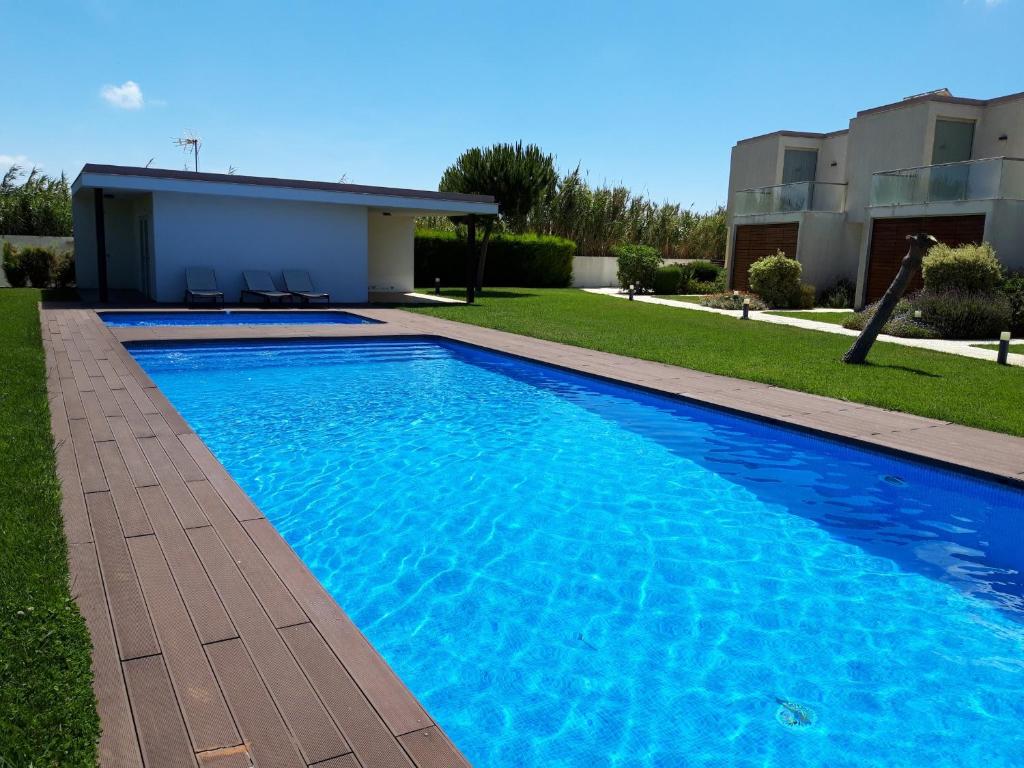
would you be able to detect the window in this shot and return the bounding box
[782,148,818,184]
[932,119,974,165]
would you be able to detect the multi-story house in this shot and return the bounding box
[724,89,1024,307]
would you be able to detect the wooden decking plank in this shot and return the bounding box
[68,542,143,768]
[122,654,198,768]
[57,437,93,544]
[145,412,205,481]
[70,416,108,494]
[61,379,87,420]
[205,638,306,768]
[108,415,159,488]
[309,756,361,768]
[243,519,432,737]
[179,433,264,522]
[70,357,95,393]
[122,373,160,415]
[98,358,127,390]
[397,728,470,768]
[91,373,124,417]
[187,526,350,764]
[127,535,241,753]
[86,491,160,660]
[147,386,195,435]
[80,390,115,442]
[96,440,153,538]
[281,622,417,768]
[112,386,158,438]
[139,437,210,528]
[188,479,304,627]
[137,484,237,645]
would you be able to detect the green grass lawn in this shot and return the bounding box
[407,288,1024,436]
[765,310,853,325]
[0,289,99,766]
[975,342,1024,353]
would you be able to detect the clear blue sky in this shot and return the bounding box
[2,0,1021,211]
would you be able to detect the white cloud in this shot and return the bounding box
[100,80,144,110]
[0,154,37,173]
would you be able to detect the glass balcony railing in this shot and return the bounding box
[733,181,847,216]
[870,157,1024,206]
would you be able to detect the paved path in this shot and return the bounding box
[584,288,1024,367]
[44,304,1024,767]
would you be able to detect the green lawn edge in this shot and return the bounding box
[975,343,1024,354]
[0,289,100,766]
[765,310,852,325]
[407,288,1024,437]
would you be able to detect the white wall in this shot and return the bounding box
[794,213,857,291]
[572,256,618,288]
[151,192,369,303]
[71,192,98,298]
[368,214,414,292]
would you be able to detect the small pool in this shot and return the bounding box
[130,338,1024,767]
[100,310,375,327]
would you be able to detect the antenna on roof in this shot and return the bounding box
[172,131,202,172]
[145,158,154,168]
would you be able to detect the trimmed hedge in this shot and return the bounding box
[922,242,1002,293]
[613,244,662,291]
[414,229,575,288]
[2,243,75,288]
[748,252,802,308]
[652,264,683,294]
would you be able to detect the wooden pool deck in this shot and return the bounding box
[42,305,1024,768]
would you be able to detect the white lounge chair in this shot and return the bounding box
[241,271,293,305]
[282,270,330,304]
[184,267,225,307]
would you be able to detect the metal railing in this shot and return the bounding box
[870,157,1024,206]
[733,181,847,216]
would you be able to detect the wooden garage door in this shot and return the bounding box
[865,215,985,302]
[731,223,799,292]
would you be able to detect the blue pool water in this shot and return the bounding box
[130,339,1024,768]
[100,310,374,326]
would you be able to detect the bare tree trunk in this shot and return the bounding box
[842,233,936,364]
[475,218,494,293]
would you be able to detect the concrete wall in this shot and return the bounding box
[572,256,618,288]
[151,192,369,303]
[986,199,1024,271]
[0,235,74,288]
[368,214,415,292]
[793,213,857,291]
[72,193,99,296]
[976,98,1024,159]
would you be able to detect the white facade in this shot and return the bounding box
[725,90,1024,306]
[71,165,497,303]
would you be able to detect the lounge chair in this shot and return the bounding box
[241,271,293,305]
[184,267,225,307]
[282,270,330,304]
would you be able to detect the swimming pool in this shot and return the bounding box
[100,310,374,326]
[131,338,1024,767]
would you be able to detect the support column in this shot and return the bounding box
[93,188,108,303]
[465,214,477,305]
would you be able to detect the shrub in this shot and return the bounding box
[821,278,855,309]
[922,242,1003,293]
[747,251,802,308]
[689,274,726,295]
[699,291,767,310]
[842,298,939,339]
[612,244,662,291]
[688,260,721,282]
[18,247,55,287]
[912,289,1012,339]
[414,229,575,288]
[53,251,76,288]
[794,283,816,309]
[2,241,27,287]
[1000,272,1024,333]
[652,264,683,295]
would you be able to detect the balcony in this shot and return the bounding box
[870,157,1024,207]
[733,181,847,216]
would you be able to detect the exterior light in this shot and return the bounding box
[997,331,1011,365]
[434,277,441,296]
[742,297,750,320]
[913,310,922,319]
[628,284,635,300]
[998,134,1008,141]
[733,290,739,297]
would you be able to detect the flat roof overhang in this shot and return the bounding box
[72,164,500,217]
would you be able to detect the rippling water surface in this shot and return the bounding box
[131,338,1024,768]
